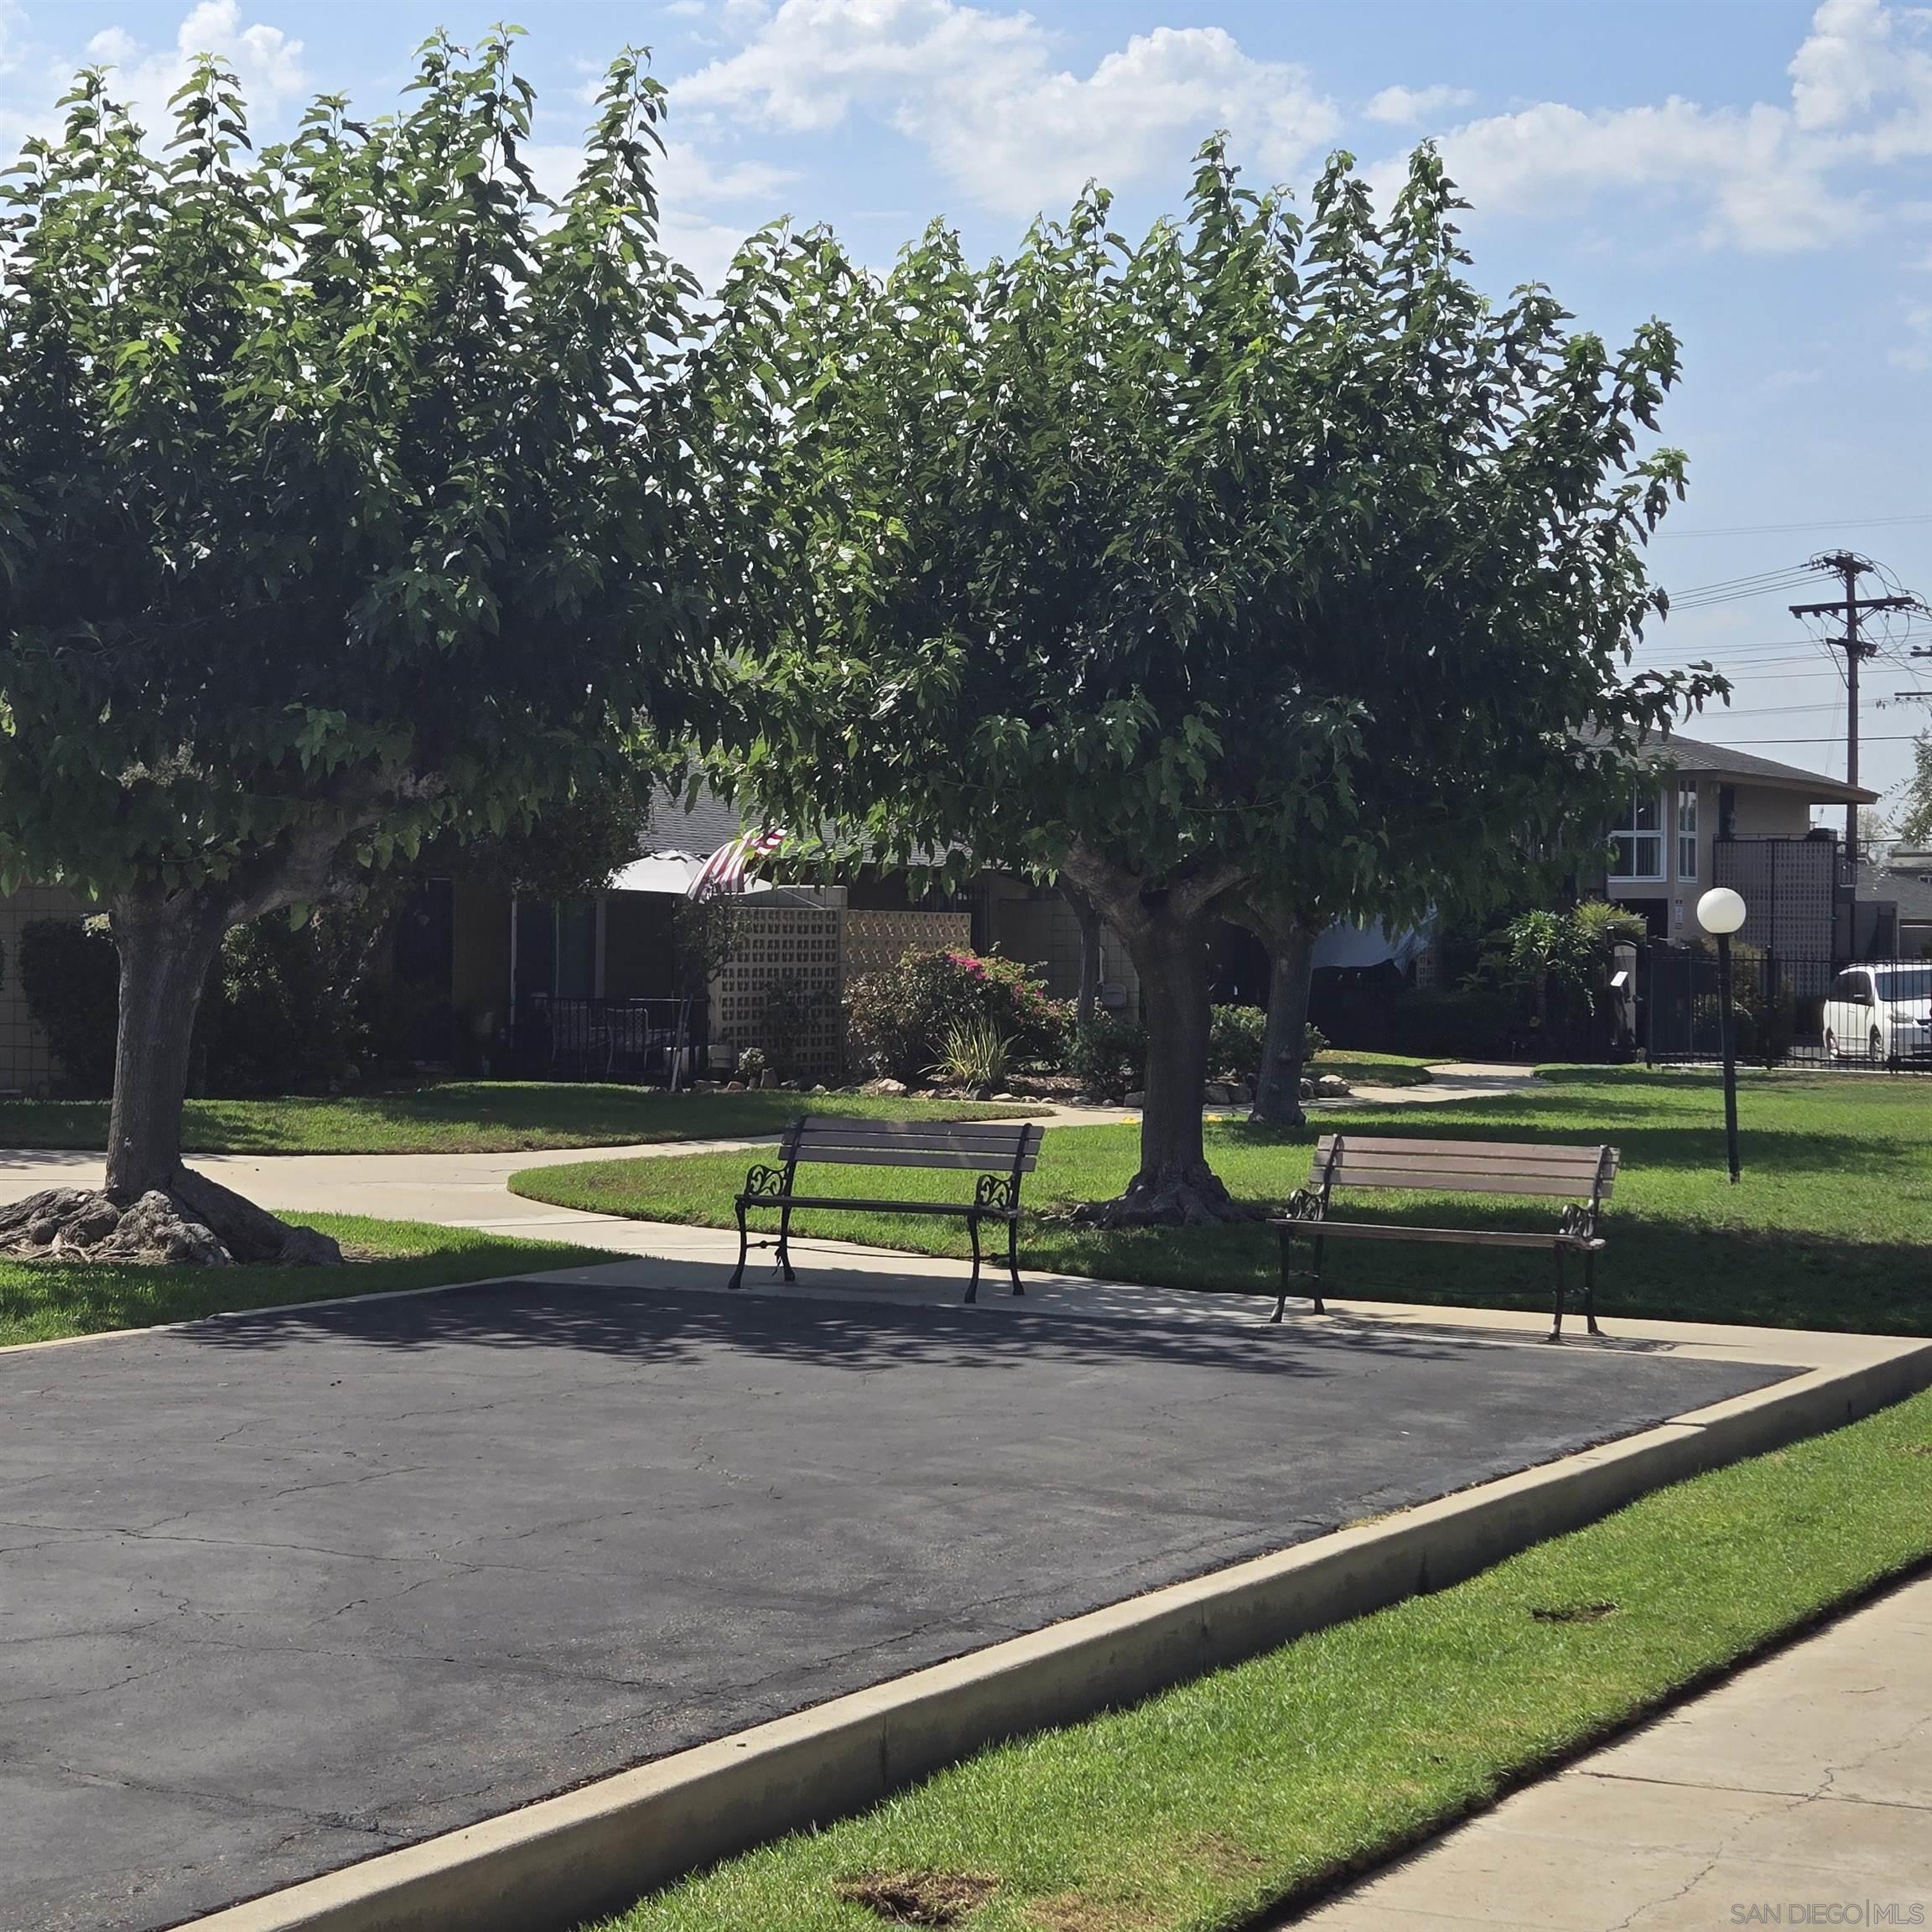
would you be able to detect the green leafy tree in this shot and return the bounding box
[0,35,715,1247]
[1895,732,1932,848]
[713,143,1714,1220]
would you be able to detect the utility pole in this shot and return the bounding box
[1789,552,1914,875]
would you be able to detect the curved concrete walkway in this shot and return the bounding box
[0,1062,1542,1251]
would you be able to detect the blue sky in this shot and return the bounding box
[4,0,1929,809]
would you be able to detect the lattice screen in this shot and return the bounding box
[712,906,843,1077]
[712,907,976,1078]
[841,910,974,981]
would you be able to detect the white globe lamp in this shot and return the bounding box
[1694,887,1748,1182]
[1696,887,1747,937]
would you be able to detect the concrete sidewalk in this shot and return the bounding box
[1293,1570,1932,1930]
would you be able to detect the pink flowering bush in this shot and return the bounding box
[845,946,1067,1083]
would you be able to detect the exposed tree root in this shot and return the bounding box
[0,1169,341,1267]
[1066,1161,1268,1228]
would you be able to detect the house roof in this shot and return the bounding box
[1627,730,1877,805]
[1872,853,1932,922]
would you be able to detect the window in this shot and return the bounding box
[1676,787,1698,881]
[1874,968,1932,1003]
[1609,788,1665,882]
[1833,970,1872,1007]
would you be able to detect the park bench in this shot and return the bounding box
[728,1116,1045,1303]
[1270,1134,1619,1342]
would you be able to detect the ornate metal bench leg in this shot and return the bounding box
[1548,1245,1566,1343]
[1310,1233,1327,1315]
[776,1201,797,1284]
[1272,1225,1292,1322]
[1005,1214,1023,1296]
[730,1199,750,1292]
[964,1213,983,1304]
[1584,1249,1602,1337]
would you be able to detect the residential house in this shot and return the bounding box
[1598,732,1877,972]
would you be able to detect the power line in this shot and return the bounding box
[1711,734,1924,745]
[1654,512,1932,539]
[1788,550,1926,864]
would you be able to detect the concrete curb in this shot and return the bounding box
[181,1332,1932,1932]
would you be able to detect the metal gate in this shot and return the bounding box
[1644,943,1929,1073]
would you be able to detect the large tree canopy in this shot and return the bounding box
[0,33,719,1254]
[713,143,1716,1219]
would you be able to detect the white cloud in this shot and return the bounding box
[1894,299,1932,369]
[1363,83,1474,128]
[1426,0,1932,252]
[678,0,1339,217]
[90,0,306,132]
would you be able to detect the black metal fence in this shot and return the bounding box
[1644,943,1931,1073]
[512,996,703,1087]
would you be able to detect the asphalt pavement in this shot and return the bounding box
[1,1272,1784,1932]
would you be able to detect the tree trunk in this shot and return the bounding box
[1063,882,1104,1029]
[1078,906,1244,1224]
[0,887,345,1268]
[105,896,231,1199]
[1251,919,1316,1128]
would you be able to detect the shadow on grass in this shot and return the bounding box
[1208,1104,1929,1184]
[1025,1211,1931,1337]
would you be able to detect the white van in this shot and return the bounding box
[1822,963,1932,1063]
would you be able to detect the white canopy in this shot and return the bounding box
[606,853,707,896]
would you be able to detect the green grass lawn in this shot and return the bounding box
[513,1067,1932,1334]
[0,1084,1048,1156]
[601,1387,1932,1932]
[0,1213,595,1348]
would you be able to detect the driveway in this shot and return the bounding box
[1,1268,1787,1932]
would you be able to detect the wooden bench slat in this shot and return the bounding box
[782,1145,1041,1171]
[1316,1134,1617,1168]
[1273,1219,1604,1251]
[759,1193,1021,1217]
[1310,1166,1610,1198]
[792,1119,1037,1146]
[1312,1150,1611,1180]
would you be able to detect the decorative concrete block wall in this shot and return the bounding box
[712,906,975,1079]
[712,906,844,1078]
[842,909,974,982]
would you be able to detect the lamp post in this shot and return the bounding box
[1697,886,1748,1184]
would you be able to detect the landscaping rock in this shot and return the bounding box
[1122,1089,1145,1108]
[860,1078,909,1096]
[1315,1074,1352,1098]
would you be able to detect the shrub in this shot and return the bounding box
[1208,1004,1267,1083]
[931,1015,1014,1089]
[20,902,413,1100]
[753,975,828,1081]
[202,912,361,1095]
[844,947,1062,1083]
[1067,1010,1147,1101]
[1386,984,1515,1060]
[18,917,120,1094]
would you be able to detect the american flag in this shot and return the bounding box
[687,826,787,900]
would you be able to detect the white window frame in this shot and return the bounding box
[1676,786,1698,882]
[1609,787,1666,884]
